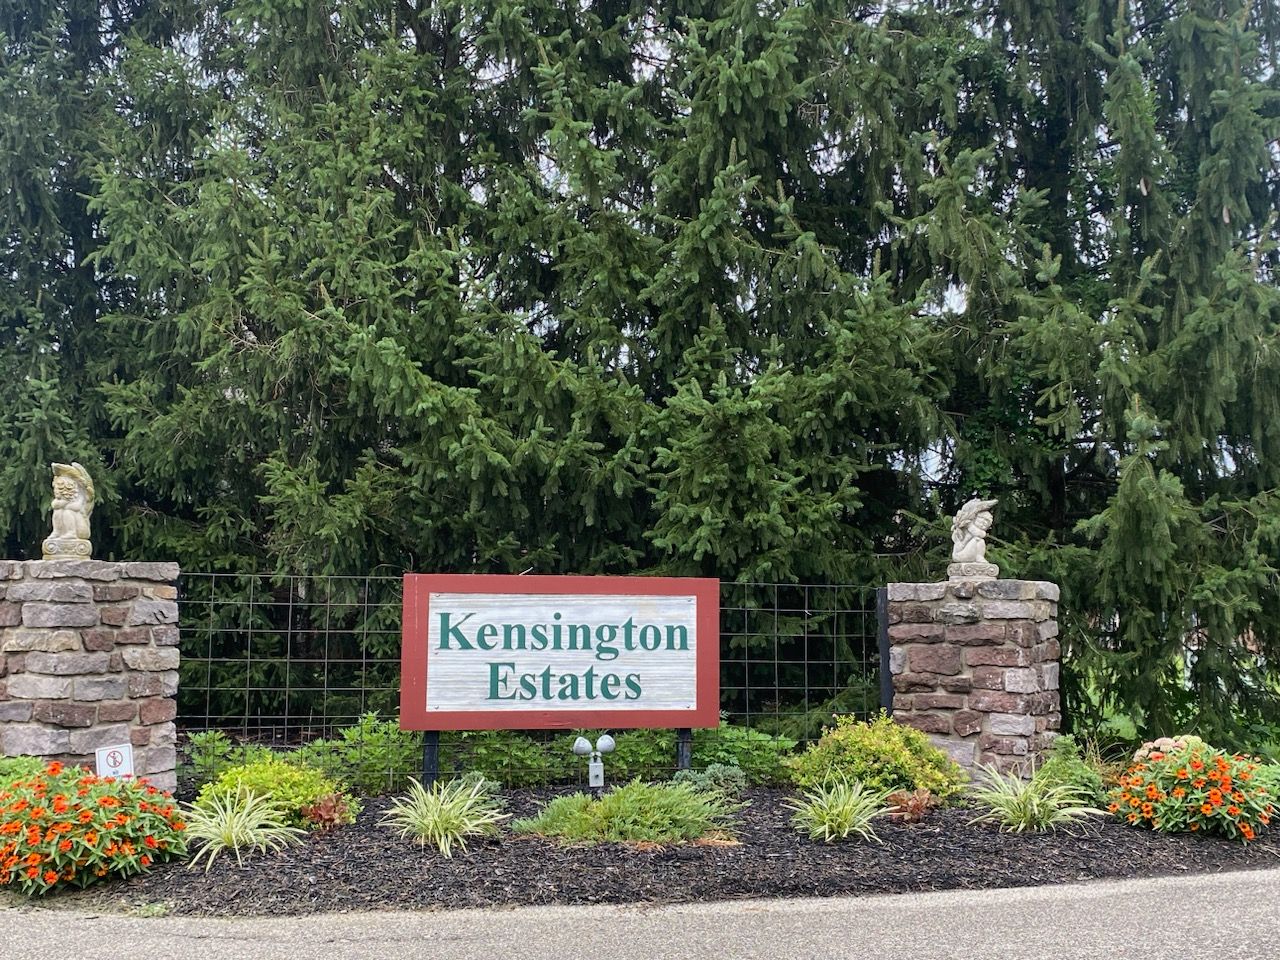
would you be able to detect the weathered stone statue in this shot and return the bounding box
[42,462,95,560]
[948,497,998,580]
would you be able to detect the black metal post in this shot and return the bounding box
[876,586,893,712]
[422,730,439,786]
[676,727,693,771]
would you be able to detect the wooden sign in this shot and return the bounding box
[400,575,719,730]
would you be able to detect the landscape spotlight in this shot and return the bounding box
[573,733,616,797]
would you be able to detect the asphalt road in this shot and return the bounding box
[4,868,1278,960]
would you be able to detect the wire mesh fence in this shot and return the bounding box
[177,573,885,784]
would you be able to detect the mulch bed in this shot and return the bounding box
[55,788,1280,916]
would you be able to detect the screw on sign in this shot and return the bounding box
[95,742,135,778]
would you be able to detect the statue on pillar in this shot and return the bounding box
[42,462,95,560]
[948,497,998,580]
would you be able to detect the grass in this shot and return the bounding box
[513,779,743,844]
[785,780,891,842]
[968,764,1103,833]
[380,777,509,857]
[184,787,307,871]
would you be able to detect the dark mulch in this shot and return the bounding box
[57,788,1280,916]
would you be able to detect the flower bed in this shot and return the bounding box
[38,787,1280,917]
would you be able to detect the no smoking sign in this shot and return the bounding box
[95,742,135,778]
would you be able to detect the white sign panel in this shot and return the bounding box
[95,742,135,778]
[425,592,697,713]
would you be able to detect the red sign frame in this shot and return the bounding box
[400,574,720,730]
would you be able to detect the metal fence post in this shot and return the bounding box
[422,730,439,786]
[877,586,893,712]
[676,727,693,771]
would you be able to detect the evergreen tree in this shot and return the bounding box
[2,0,1277,740]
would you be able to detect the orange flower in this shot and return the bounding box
[57,839,72,853]
[1190,823,1200,831]
[144,836,158,849]
[1128,797,1140,808]
[1145,785,1159,800]
[1201,803,1214,815]
[1208,789,1223,806]
[77,810,93,824]
[1227,805,1241,817]
[1176,768,1189,780]
[45,762,63,776]
[42,870,57,885]
[1141,803,1154,817]
[1241,823,1255,840]
[1150,751,1165,761]
[1127,813,1138,823]
[84,831,98,846]
[1232,791,1245,803]
[1193,778,1207,788]
[25,867,38,880]
[1172,787,1186,799]
[139,855,152,868]
[23,853,41,867]
[1108,802,1120,813]
[1191,758,1205,771]
[29,807,46,820]
[51,797,68,815]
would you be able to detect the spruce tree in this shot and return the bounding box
[3,0,1277,740]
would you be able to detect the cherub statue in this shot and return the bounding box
[948,497,999,579]
[42,462,95,559]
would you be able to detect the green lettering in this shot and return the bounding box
[557,672,580,700]
[638,624,661,651]
[488,662,517,700]
[502,623,526,650]
[595,623,618,661]
[624,673,642,700]
[476,623,498,650]
[600,673,620,700]
[438,612,475,649]
[568,623,591,651]
[530,623,549,651]
[665,624,689,651]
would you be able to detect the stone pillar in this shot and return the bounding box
[0,560,180,792]
[885,578,1061,777]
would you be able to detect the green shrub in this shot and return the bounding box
[604,729,677,780]
[0,761,186,894]
[970,765,1101,833]
[293,713,423,795]
[198,758,359,828]
[185,787,306,871]
[786,780,890,843]
[787,713,967,799]
[381,777,508,857]
[1255,763,1280,797]
[693,726,796,784]
[183,731,277,789]
[671,763,748,798]
[0,755,45,786]
[443,730,575,786]
[1036,735,1107,804]
[514,780,742,844]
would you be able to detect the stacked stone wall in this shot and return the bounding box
[886,578,1061,776]
[0,560,179,791]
